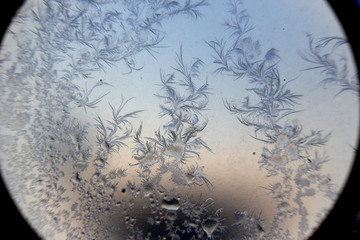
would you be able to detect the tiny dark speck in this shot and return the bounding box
[253,152,256,155]
[121,188,126,193]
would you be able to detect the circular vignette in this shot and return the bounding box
[0,1,359,240]
[309,0,360,239]
[0,2,40,240]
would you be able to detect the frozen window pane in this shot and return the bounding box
[0,0,358,239]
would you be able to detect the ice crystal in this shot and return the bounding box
[0,0,356,239]
[208,0,338,238]
[299,34,359,98]
[131,46,212,189]
[0,0,213,239]
[71,81,113,112]
[95,98,141,157]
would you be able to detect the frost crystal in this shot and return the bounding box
[0,0,357,239]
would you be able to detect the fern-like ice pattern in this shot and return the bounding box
[208,1,340,239]
[131,46,212,189]
[300,34,359,98]
[0,0,358,239]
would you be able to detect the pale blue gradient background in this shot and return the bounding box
[77,0,359,235]
[0,0,358,239]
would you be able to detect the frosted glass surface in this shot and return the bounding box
[0,0,358,239]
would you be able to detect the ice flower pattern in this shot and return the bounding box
[0,0,357,239]
[208,0,347,239]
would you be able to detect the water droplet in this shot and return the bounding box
[165,211,177,221]
[161,198,180,211]
[202,218,219,238]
